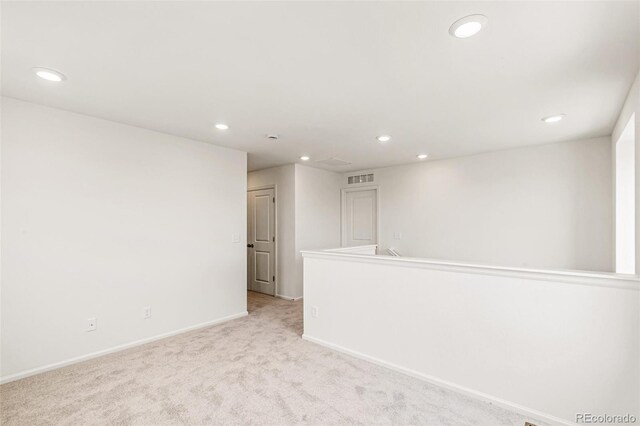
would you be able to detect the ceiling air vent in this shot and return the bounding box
[347,173,374,185]
[316,158,352,167]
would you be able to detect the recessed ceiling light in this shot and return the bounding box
[377,135,391,143]
[33,67,66,82]
[449,14,488,38]
[300,156,310,161]
[542,114,565,123]
[266,134,279,141]
[417,154,428,160]
[215,123,229,130]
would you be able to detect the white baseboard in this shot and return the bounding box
[0,311,248,385]
[302,334,572,426]
[276,294,303,301]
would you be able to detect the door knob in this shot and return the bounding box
[247,244,254,248]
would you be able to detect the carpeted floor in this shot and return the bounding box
[1,292,548,425]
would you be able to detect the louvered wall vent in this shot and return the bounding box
[347,173,374,184]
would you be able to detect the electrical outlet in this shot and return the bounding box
[311,306,319,318]
[87,317,97,332]
[143,306,151,319]
[393,232,402,240]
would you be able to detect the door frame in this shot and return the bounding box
[247,184,278,296]
[340,185,380,248]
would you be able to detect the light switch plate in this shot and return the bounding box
[231,233,240,243]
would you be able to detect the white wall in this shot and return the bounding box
[345,137,613,272]
[1,98,248,381]
[612,70,640,407]
[294,165,342,296]
[303,250,640,425]
[0,94,3,380]
[248,165,297,299]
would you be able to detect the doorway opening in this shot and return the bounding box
[247,187,277,296]
[341,186,379,248]
[615,114,635,274]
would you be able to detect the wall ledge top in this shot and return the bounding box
[301,247,640,291]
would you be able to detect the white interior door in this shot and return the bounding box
[342,188,378,247]
[247,188,276,296]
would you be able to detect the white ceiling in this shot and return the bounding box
[2,1,638,172]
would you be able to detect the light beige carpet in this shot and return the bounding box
[1,292,548,426]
